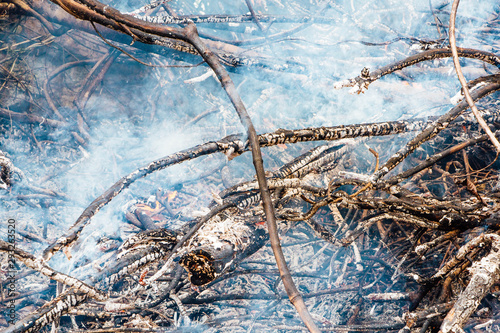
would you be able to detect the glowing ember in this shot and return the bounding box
[136,201,161,212]
[167,191,178,203]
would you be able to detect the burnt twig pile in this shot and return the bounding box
[1,0,500,332]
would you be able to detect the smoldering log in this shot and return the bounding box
[100,228,179,288]
[179,207,268,285]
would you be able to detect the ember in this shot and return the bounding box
[166,191,177,203]
[1,0,500,332]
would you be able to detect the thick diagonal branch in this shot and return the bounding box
[183,24,320,333]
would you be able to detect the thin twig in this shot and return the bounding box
[449,0,500,153]
[244,0,265,31]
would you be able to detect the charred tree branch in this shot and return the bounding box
[182,24,320,332]
[334,47,500,94]
[371,82,500,182]
[438,233,500,333]
[42,108,500,260]
[449,0,500,153]
[0,239,107,301]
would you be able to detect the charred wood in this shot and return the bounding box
[335,48,500,94]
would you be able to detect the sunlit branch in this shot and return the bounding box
[449,0,500,153]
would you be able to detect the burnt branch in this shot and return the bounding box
[41,110,500,261]
[334,48,500,94]
[449,0,500,153]
[371,82,500,182]
[177,29,315,328]
[0,106,67,128]
[438,234,500,332]
[0,240,107,301]
[131,13,338,25]
[2,290,89,333]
